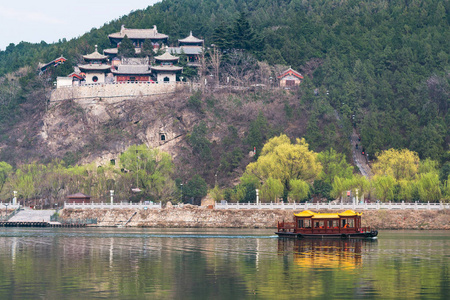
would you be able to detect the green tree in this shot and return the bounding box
[288,179,310,202]
[261,177,284,202]
[416,172,441,202]
[118,35,135,57]
[0,161,12,193]
[184,174,207,205]
[119,144,175,203]
[242,134,322,202]
[317,148,353,184]
[372,175,396,202]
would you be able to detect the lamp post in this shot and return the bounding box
[255,189,259,206]
[180,183,183,203]
[110,190,114,205]
[13,191,17,206]
[4,203,8,217]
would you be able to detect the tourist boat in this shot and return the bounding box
[276,210,378,239]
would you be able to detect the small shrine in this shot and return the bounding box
[278,67,304,88]
[66,193,91,204]
[151,51,183,82]
[78,45,111,84]
[168,31,204,67]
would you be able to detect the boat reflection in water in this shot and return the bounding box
[278,238,378,270]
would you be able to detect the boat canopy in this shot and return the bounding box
[293,210,362,219]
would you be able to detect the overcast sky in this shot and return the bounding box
[0,0,160,51]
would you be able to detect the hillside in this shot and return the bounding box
[0,0,448,199]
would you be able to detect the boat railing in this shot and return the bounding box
[277,221,296,232]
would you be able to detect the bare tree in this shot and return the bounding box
[223,50,258,87]
[209,45,222,88]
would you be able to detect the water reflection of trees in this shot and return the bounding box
[278,238,378,269]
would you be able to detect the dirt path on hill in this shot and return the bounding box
[351,128,372,178]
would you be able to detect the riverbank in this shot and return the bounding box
[59,207,450,229]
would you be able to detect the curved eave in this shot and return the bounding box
[78,64,112,72]
[150,66,183,72]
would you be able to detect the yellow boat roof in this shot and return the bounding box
[294,210,362,219]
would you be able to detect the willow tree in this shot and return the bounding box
[372,149,420,180]
[119,144,175,203]
[241,134,322,202]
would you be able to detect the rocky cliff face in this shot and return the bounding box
[40,91,195,165]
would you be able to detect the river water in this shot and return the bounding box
[0,228,448,299]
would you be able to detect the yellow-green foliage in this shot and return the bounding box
[241,134,322,202]
[372,149,419,180]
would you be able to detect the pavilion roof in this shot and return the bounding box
[83,45,108,61]
[179,31,204,43]
[109,25,168,40]
[154,51,179,61]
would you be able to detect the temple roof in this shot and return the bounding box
[39,56,67,71]
[150,65,183,72]
[67,192,90,198]
[168,46,203,55]
[109,25,168,40]
[112,65,152,75]
[154,51,179,61]
[103,48,118,54]
[278,67,304,79]
[78,64,112,72]
[83,45,108,61]
[179,31,204,44]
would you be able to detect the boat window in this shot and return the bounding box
[342,219,346,228]
[328,220,333,228]
[333,220,339,228]
[348,219,355,228]
[298,219,304,228]
[319,221,324,228]
[304,219,311,228]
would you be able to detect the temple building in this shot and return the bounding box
[278,67,304,88]
[39,56,67,75]
[112,65,152,82]
[78,45,111,84]
[105,25,168,57]
[151,51,183,82]
[168,31,204,67]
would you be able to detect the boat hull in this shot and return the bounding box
[275,230,378,239]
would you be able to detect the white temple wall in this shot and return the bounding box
[85,72,106,84]
[50,82,189,102]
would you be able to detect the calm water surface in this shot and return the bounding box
[0,228,448,299]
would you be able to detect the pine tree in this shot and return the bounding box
[118,35,135,57]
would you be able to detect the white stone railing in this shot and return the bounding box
[0,203,21,210]
[214,201,449,210]
[64,201,162,209]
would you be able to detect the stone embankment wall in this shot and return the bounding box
[50,82,190,102]
[60,207,450,229]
